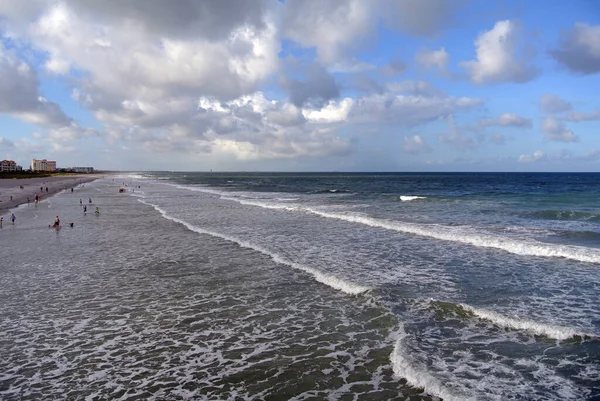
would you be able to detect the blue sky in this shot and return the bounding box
[0,0,599,171]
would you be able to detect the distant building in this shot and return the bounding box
[31,158,56,172]
[0,160,18,172]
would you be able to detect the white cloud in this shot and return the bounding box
[477,113,532,128]
[302,98,354,123]
[550,23,600,75]
[518,150,545,163]
[415,47,449,70]
[282,0,465,67]
[519,150,576,163]
[282,0,376,66]
[349,94,483,126]
[403,135,433,154]
[564,109,600,122]
[539,93,572,114]
[0,45,72,127]
[541,117,578,142]
[460,20,538,84]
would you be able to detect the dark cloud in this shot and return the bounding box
[550,23,600,75]
[384,0,465,37]
[284,64,340,107]
[66,0,267,41]
[380,59,407,76]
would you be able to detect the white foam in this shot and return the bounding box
[165,183,600,264]
[390,325,475,401]
[399,196,427,201]
[303,208,600,265]
[135,198,370,296]
[460,304,593,341]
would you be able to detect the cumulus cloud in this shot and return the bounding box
[415,47,449,71]
[541,117,578,142]
[518,150,545,163]
[26,1,280,104]
[282,0,376,66]
[460,20,539,84]
[0,0,489,167]
[550,23,600,75]
[283,64,341,107]
[0,46,72,127]
[539,93,572,114]
[403,135,433,154]
[282,0,465,67]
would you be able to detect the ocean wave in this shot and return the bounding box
[399,196,427,202]
[136,198,370,296]
[523,210,600,222]
[166,183,600,264]
[312,189,352,194]
[426,300,594,341]
[390,325,475,401]
[302,208,600,265]
[458,303,595,341]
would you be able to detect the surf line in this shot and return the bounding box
[215,194,600,265]
[391,324,476,401]
[135,198,370,296]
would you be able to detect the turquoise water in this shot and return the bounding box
[0,173,599,400]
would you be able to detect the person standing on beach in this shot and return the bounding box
[79,199,82,207]
[53,216,60,228]
[46,187,48,192]
[11,214,15,224]
[83,205,87,213]
[89,198,92,205]
[0,216,3,228]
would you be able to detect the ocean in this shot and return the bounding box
[0,172,599,400]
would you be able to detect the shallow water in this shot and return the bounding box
[1,173,599,400]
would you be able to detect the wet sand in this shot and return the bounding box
[0,175,101,215]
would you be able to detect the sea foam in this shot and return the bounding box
[459,303,594,341]
[171,184,600,264]
[136,198,370,296]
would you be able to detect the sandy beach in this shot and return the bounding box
[0,175,101,214]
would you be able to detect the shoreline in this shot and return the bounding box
[0,175,102,215]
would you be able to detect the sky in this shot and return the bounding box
[0,0,599,172]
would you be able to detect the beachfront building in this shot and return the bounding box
[0,159,18,172]
[31,158,56,172]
